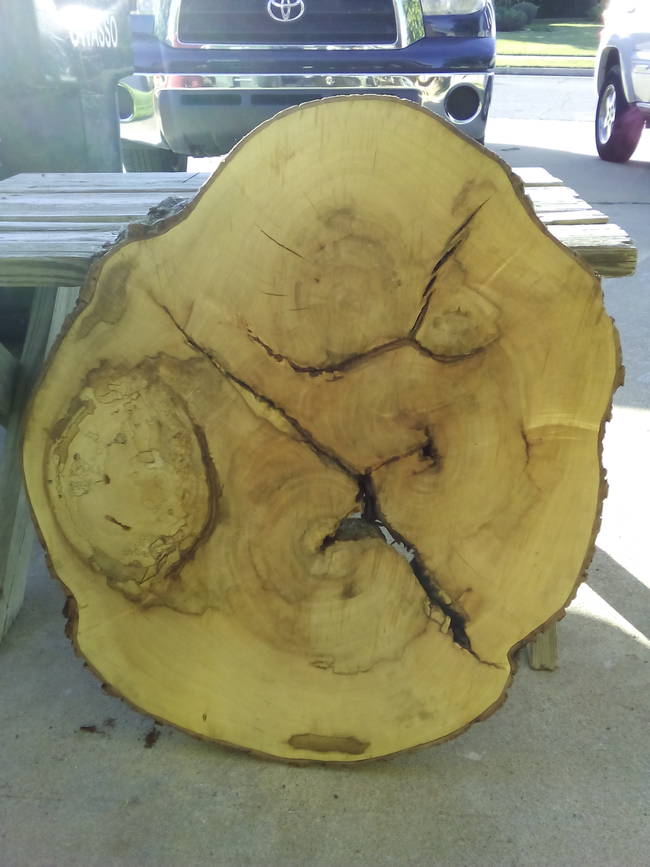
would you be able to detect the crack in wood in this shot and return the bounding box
[368,429,440,474]
[104,515,131,531]
[354,474,478,656]
[157,302,356,479]
[409,339,488,366]
[320,473,498,664]
[521,425,532,464]
[244,205,491,377]
[410,200,489,340]
[247,329,486,379]
[322,478,501,668]
[163,418,223,582]
[157,301,498,668]
[247,329,408,376]
[420,427,441,468]
[257,226,305,260]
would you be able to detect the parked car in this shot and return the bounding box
[119,0,496,171]
[595,0,650,162]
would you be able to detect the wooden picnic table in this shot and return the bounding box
[0,167,637,661]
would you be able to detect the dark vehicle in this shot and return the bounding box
[119,0,496,171]
[1,0,132,177]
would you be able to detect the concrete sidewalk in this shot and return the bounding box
[1,545,648,866]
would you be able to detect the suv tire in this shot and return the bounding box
[122,142,188,173]
[596,65,644,163]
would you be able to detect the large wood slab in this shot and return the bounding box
[22,98,622,762]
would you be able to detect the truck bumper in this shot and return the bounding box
[119,70,493,155]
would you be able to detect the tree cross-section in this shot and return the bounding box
[23,97,621,763]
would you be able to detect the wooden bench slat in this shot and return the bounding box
[533,201,599,215]
[0,259,92,289]
[0,221,127,233]
[525,186,584,206]
[512,167,564,187]
[0,231,121,244]
[0,192,191,203]
[549,221,635,246]
[549,223,638,276]
[0,204,153,221]
[0,172,209,194]
[541,209,608,226]
[1,226,123,243]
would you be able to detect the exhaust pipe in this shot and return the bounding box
[445,85,481,124]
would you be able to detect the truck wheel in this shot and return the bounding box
[122,142,187,173]
[596,65,644,163]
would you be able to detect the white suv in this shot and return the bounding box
[595,0,650,161]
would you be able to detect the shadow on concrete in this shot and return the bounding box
[0,545,648,866]
[589,547,649,640]
[486,132,650,206]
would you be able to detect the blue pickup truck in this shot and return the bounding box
[119,0,496,171]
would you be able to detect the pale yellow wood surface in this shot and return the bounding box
[22,98,621,762]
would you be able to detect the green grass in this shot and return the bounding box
[496,19,600,64]
[496,54,595,68]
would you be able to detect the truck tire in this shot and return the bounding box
[596,65,644,163]
[122,142,187,173]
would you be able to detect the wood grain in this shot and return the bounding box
[22,97,622,761]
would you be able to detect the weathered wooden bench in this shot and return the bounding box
[0,167,637,673]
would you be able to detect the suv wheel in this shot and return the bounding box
[122,142,188,173]
[596,65,644,163]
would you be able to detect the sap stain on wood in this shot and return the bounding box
[76,261,131,339]
[288,734,370,755]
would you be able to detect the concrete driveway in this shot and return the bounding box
[1,77,648,867]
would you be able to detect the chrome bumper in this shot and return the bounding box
[119,70,494,155]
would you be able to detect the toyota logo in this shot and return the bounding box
[267,0,305,23]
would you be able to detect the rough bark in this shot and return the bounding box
[23,96,622,763]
